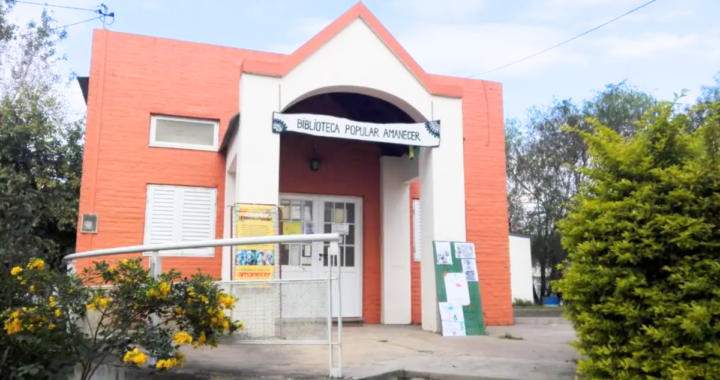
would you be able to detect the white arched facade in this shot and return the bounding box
[223,18,467,331]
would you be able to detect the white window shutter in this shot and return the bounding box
[145,185,216,256]
[178,187,216,255]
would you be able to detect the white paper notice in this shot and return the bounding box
[290,205,302,220]
[439,302,464,323]
[441,321,467,337]
[445,273,471,306]
[461,259,479,282]
[454,242,476,259]
[435,241,453,265]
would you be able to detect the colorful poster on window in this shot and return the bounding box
[233,204,278,281]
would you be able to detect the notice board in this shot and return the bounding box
[433,241,486,336]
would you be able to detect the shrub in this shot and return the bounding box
[512,298,535,307]
[554,99,720,379]
[1,258,243,380]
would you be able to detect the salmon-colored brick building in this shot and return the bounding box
[75,3,512,330]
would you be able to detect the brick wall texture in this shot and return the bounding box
[76,28,511,326]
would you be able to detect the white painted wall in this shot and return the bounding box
[509,235,533,303]
[236,74,281,205]
[420,95,466,332]
[380,157,418,325]
[235,18,466,330]
[221,171,236,281]
[280,19,433,121]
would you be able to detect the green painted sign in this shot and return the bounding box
[432,241,486,336]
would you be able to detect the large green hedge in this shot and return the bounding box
[555,100,720,380]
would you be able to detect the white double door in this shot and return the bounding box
[278,194,363,318]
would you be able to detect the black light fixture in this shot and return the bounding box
[309,145,321,172]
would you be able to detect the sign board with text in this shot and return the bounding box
[272,112,441,147]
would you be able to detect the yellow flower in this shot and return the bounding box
[174,307,183,315]
[222,320,229,330]
[54,309,62,317]
[123,348,147,366]
[107,267,116,274]
[173,331,193,345]
[48,323,56,330]
[28,258,45,271]
[200,295,208,304]
[211,317,218,324]
[197,332,206,346]
[218,294,236,309]
[4,317,22,335]
[159,282,171,297]
[48,297,57,307]
[97,298,110,309]
[146,289,159,298]
[10,311,21,319]
[10,267,22,276]
[29,285,36,294]
[86,303,96,311]
[155,358,178,370]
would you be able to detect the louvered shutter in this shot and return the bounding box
[178,187,216,255]
[145,185,216,256]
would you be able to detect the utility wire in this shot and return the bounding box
[14,1,98,12]
[467,0,659,78]
[16,16,101,37]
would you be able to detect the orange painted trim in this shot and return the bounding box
[240,2,464,98]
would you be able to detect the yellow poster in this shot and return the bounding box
[236,204,277,250]
[234,204,278,281]
[282,221,302,235]
[233,265,274,281]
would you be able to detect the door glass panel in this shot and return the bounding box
[345,246,355,267]
[346,224,355,245]
[324,223,331,233]
[346,203,355,223]
[324,202,333,222]
[280,244,289,266]
[334,203,345,223]
[322,244,329,267]
[280,198,312,269]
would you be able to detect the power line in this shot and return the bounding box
[14,1,98,12]
[467,0,659,78]
[16,15,101,37]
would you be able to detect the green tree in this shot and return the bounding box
[506,82,656,301]
[0,1,84,270]
[554,97,720,379]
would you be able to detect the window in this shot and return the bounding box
[144,185,217,256]
[150,115,218,151]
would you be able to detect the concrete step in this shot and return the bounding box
[513,317,569,325]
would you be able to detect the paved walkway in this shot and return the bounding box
[179,324,579,379]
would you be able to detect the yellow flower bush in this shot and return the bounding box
[155,358,180,370]
[3,257,244,379]
[122,348,147,366]
[28,258,45,271]
[173,331,193,345]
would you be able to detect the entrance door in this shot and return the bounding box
[278,194,362,318]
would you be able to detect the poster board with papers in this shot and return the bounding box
[433,241,485,336]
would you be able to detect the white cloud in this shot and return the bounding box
[597,29,720,62]
[388,0,487,20]
[397,23,587,78]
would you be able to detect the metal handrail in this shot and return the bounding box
[62,232,344,378]
[62,233,341,261]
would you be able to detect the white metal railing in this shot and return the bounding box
[62,233,344,378]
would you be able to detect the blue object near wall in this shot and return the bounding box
[542,296,560,307]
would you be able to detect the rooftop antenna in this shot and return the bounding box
[96,3,115,29]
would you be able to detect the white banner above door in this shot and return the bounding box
[271,112,441,147]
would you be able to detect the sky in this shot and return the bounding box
[7,0,720,123]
